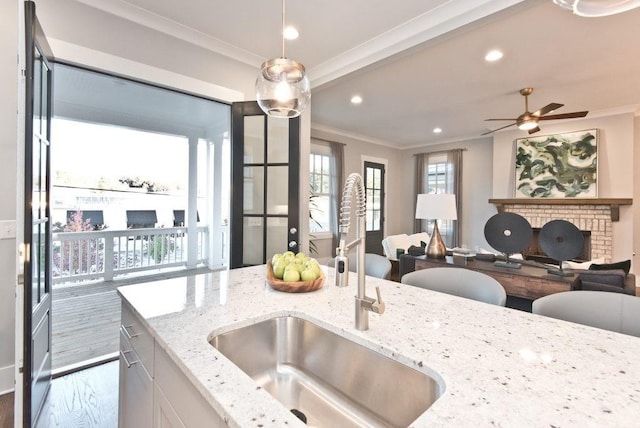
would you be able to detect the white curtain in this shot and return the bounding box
[329,141,345,252]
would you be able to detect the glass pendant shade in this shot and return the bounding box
[256,58,310,118]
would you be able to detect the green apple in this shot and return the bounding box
[300,268,318,282]
[273,262,286,279]
[283,251,295,257]
[283,269,300,282]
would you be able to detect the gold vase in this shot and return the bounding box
[426,221,446,259]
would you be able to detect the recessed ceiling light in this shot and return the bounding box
[433,127,442,134]
[283,26,299,40]
[351,95,363,104]
[485,49,504,62]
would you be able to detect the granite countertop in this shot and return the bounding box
[118,265,640,427]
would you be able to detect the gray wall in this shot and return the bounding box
[401,137,496,251]
[0,0,19,394]
[310,128,404,259]
[493,113,635,264]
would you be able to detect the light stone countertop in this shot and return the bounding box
[117,265,640,427]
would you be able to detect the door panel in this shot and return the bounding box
[230,102,300,268]
[24,1,54,425]
[364,161,385,255]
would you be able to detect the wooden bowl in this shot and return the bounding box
[266,260,325,293]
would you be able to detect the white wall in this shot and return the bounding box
[492,112,636,264]
[0,0,19,394]
[401,137,496,251]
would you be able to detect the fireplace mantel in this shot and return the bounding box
[489,198,633,222]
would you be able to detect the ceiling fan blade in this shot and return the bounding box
[537,111,588,120]
[485,118,518,121]
[528,126,541,135]
[481,122,516,135]
[533,103,563,117]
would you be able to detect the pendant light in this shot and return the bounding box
[256,0,310,118]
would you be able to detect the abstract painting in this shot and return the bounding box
[514,129,597,198]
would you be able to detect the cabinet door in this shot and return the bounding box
[119,333,153,428]
[154,384,186,428]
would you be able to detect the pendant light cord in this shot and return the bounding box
[281,0,286,58]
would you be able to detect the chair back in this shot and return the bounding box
[532,290,640,337]
[401,267,507,306]
[322,253,392,280]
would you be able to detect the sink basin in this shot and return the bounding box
[210,316,442,427]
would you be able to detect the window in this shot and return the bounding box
[416,150,462,247]
[426,156,448,194]
[309,152,331,234]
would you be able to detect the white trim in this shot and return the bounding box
[48,38,245,103]
[73,0,263,68]
[312,123,398,148]
[308,0,526,87]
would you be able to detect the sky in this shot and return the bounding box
[51,118,189,187]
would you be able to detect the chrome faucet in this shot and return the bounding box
[334,173,385,331]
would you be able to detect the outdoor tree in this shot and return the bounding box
[52,210,105,277]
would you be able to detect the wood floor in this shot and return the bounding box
[0,392,13,428]
[52,267,213,370]
[52,282,121,370]
[35,361,119,428]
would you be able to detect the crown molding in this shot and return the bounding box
[73,0,524,89]
[74,0,264,67]
[308,0,526,87]
[311,123,400,148]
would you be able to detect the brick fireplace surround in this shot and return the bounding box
[489,199,633,263]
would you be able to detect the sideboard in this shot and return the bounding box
[399,255,577,300]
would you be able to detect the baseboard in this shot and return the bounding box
[0,365,14,395]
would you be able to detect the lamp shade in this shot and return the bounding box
[415,193,457,220]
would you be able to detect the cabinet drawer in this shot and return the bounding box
[119,330,153,427]
[121,302,154,377]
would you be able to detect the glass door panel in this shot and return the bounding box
[230,102,300,268]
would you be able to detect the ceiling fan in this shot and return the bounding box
[482,88,588,135]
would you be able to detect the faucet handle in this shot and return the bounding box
[372,286,386,314]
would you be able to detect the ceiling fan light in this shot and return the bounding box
[256,58,310,118]
[518,120,538,131]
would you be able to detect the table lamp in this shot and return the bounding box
[415,193,457,258]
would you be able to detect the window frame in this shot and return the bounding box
[309,146,332,239]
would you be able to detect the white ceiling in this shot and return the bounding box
[69,0,640,148]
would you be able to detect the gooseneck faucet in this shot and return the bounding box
[334,173,385,331]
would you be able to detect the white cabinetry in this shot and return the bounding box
[119,305,154,428]
[119,302,225,428]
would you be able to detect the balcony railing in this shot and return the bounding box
[52,225,226,285]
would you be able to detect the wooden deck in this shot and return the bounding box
[51,267,214,371]
[52,282,121,370]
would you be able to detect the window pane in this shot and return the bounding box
[266,166,288,215]
[244,116,264,163]
[266,217,288,256]
[244,166,264,214]
[243,217,263,264]
[267,117,288,163]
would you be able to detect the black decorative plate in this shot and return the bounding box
[484,212,533,255]
[539,220,584,262]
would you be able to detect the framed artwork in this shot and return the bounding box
[514,129,598,198]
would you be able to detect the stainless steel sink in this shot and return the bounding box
[209,316,442,428]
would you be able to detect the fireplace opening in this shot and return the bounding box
[523,228,591,264]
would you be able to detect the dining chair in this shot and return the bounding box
[401,267,507,306]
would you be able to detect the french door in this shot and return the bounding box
[364,161,385,255]
[23,1,54,425]
[230,102,300,268]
